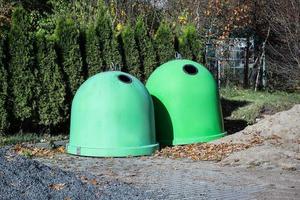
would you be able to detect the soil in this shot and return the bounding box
[213,104,300,170]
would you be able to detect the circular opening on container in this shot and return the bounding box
[183,64,198,75]
[118,74,132,84]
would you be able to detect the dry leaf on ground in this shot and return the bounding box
[49,183,66,190]
[12,144,65,158]
[155,134,266,161]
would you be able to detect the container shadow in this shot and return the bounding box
[221,98,250,135]
[151,96,173,147]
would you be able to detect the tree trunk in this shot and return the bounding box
[243,37,250,88]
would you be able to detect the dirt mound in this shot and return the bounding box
[156,104,300,170]
[215,104,300,169]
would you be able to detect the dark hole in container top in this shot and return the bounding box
[118,74,132,84]
[183,64,198,75]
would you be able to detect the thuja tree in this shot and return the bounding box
[54,15,83,97]
[154,22,175,65]
[178,24,204,62]
[9,6,37,122]
[134,17,156,80]
[108,33,122,70]
[95,0,122,70]
[177,25,193,60]
[121,24,141,78]
[0,32,8,134]
[85,23,103,77]
[36,30,67,128]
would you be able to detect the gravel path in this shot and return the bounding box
[0,147,164,200]
[2,105,300,199]
[36,153,299,200]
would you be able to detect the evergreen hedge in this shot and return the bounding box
[9,6,37,122]
[154,22,175,65]
[85,23,103,77]
[134,17,156,80]
[36,31,67,127]
[0,33,9,134]
[95,0,122,70]
[178,24,204,62]
[1,4,204,134]
[121,24,141,78]
[54,16,83,97]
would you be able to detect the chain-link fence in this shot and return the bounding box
[205,37,265,88]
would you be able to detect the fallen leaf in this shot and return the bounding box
[49,183,66,191]
[11,144,65,158]
[90,179,98,185]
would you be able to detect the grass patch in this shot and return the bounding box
[0,133,68,147]
[221,87,300,124]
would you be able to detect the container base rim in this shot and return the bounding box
[159,132,226,146]
[66,143,159,157]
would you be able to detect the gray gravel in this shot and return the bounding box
[36,153,300,200]
[0,147,164,200]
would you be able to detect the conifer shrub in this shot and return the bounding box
[154,22,175,65]
[95,0,122,70]
[121,24,141,78]
[9,6,37,122]
[0,32,9,135]
[36,30,67,127]
[54,15,83,97]
[85,23,103,77]
[134,17,156,80]
[178,24,204,62]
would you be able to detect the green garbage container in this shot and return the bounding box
[67,71,158,157]
[146,59,225,145]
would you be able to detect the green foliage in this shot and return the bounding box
[134,17,156,80]
[49,0,99,27]
[85,23,103,77]
[36,31,67,127]
[121,24,141,78]
[54,16,83,97]
[109,33,122,70]
[178,24,204,62]
[95,0,122,70]
[9,6,37,121]
[221,87,300,124]
[154,22,175,65]
[0,33,9,135]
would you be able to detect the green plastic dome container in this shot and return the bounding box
[146,59,225,145]
[67,71,158,157]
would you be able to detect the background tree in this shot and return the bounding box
[36,30,67,130]
[121,23,141,78]
[259,0,300,90]
[9,6,37,123]
[134,17,156,80]
[154,21,175,65]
